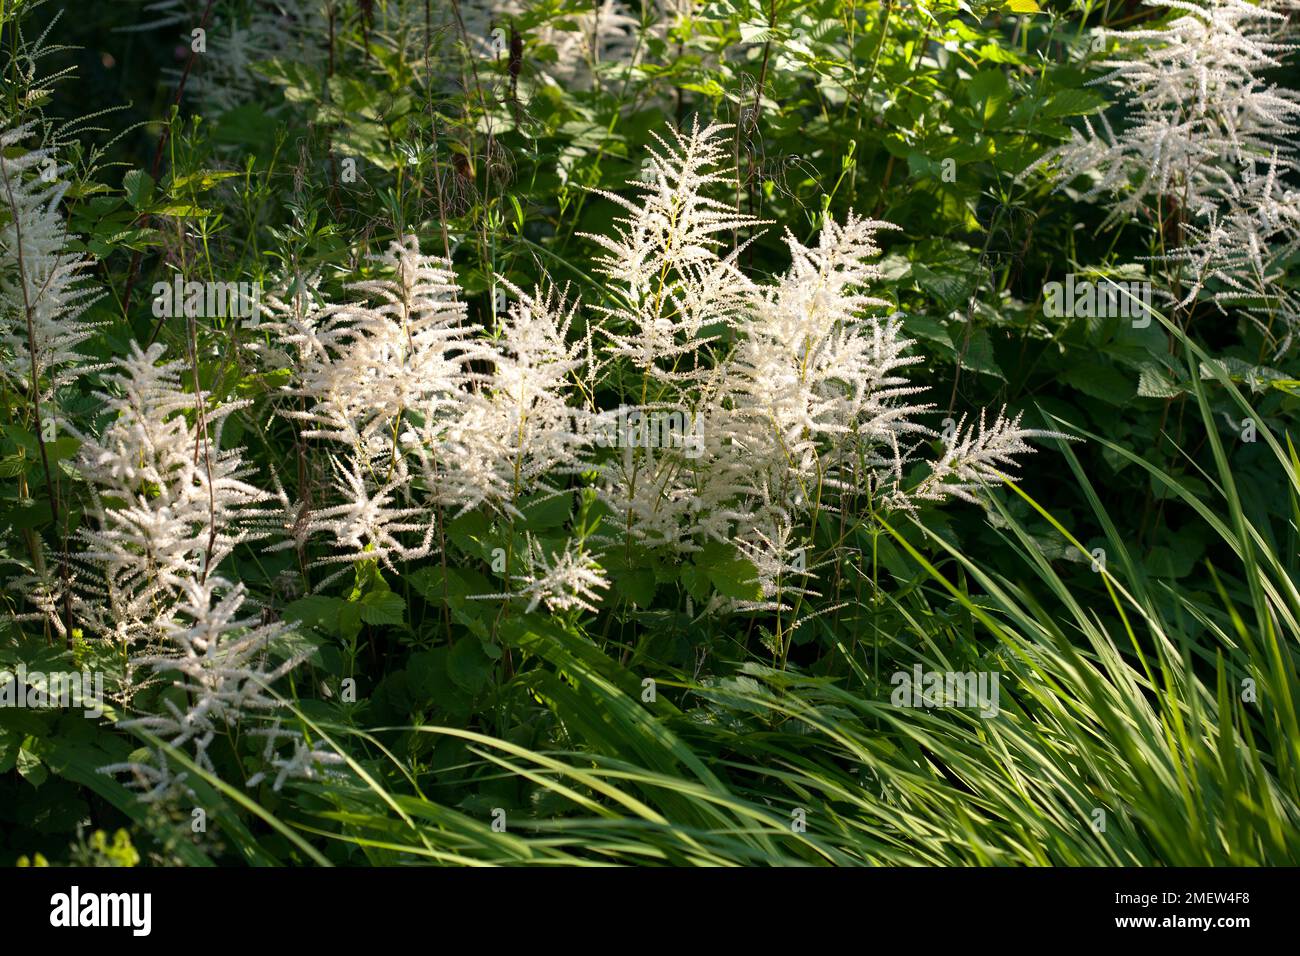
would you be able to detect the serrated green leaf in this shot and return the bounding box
[448,637,493,694]
[122,169,153,209]
[359,590,405,627]
[1137,363,1185,398]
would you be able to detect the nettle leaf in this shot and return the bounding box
[909,240,981,308]
[1060,360,1135,404]
[1151,472,1211,501]
[17,741,47,788]
[1146,545,1197,579]
[1137,363,1186,398]
[680,563,711,603]
[282,595,347,634]
[338,603,364,642]
[695,541,763,602]
[150,203,211,218]
[605,545,660,607]
[907,151,944,181]
[169,170,241,193]
[612,568,656,607]
[967,69,1011,123]
[517,491,572,531]
[1041,89,1107,119]
[265,629,327,668]
[447,511,493,559]
[1,498,53,532]
[405,649,474,716]
[359,590,406,627]
[1199,357,1297,394]
[913,262,974,307]
[447,637,494,694]
[255,58,324,104]
[46,436,80,464]
[122,169,153,210]
[406,649,444,697]
[948,325,1005,380]
[409,566,492,604]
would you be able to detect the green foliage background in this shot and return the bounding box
[1,0,1297,865]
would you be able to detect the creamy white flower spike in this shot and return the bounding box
[0,123,103,401]
[581,121,1056,606]
[69,342,272,651]
[261,123,1051,617]
[1027,0,1300,347]
[105,576,341,801]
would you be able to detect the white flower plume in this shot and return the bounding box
[104,575,342,801]
[69,342,271,650]
[0,123,103,401]
[1026,0,1300,346]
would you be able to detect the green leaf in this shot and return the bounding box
[696,541,763,602]
[359,590,406,627]
[1041,89,1107,119]
[169,170,241,193]
[46,436,81,464]
[17,741,47,788]
[680,563,711,603]
[948,326,1005,380]
[338,603,364,642]
[282,595,348,634]
[1,498,53,532]
[447,637,494,694]
[613,568,656,607]
[447,511,492,558]
[409,566,491,604]
[518,491,572,531]
[1137,363,1185,399]
[0,732,16,775]
[122,169,154,210]
[1060,360,1135,404]
[967,69,1010,122]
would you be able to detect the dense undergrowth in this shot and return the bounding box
[0,0,1297,866]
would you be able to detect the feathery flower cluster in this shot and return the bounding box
[583,120,1056,608]
[0,123,102,402]
[504,534,611,614]
[67,342,271,650]
[269,236,471,577]
[1028,0,1300,346]
[269,236,593,584]
[0,123,104,636]
[585,120,762,377]
[437,279,594,503]
[103,576,344,801]
[12,109,1051,807]
[62,343,340,796]
[912,408,1051,504]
